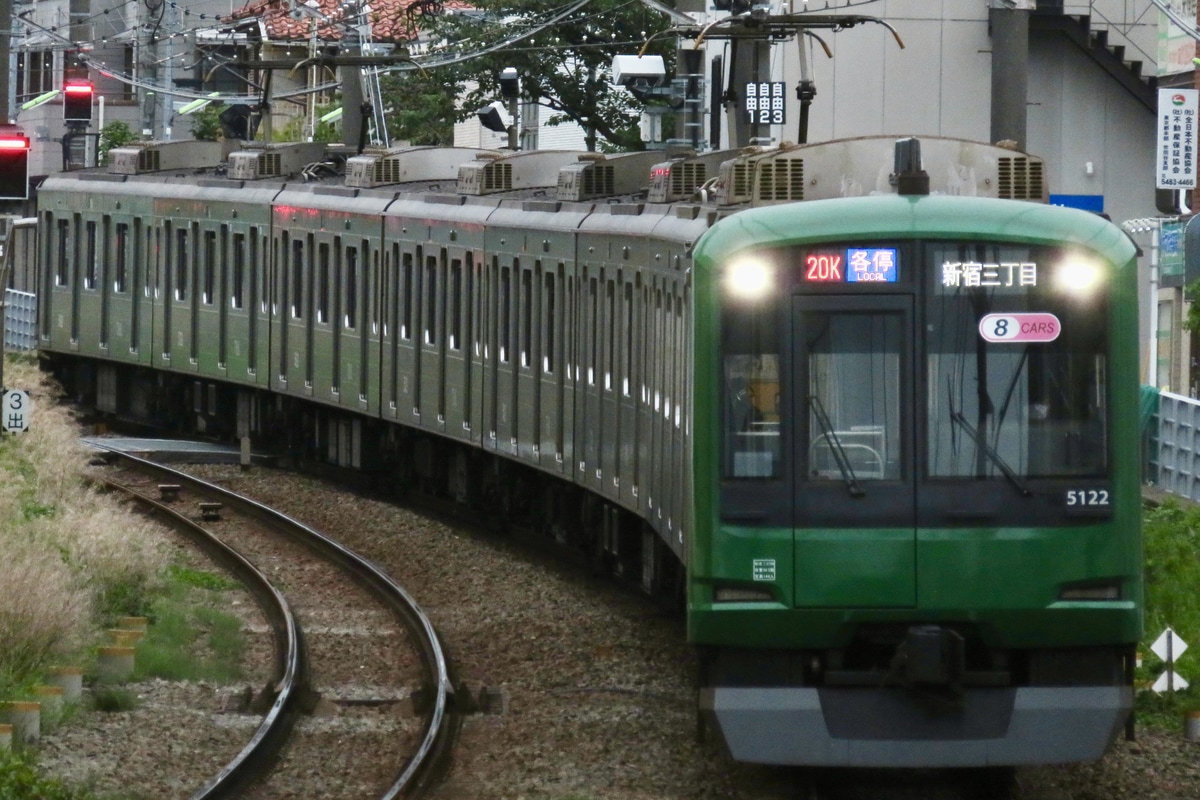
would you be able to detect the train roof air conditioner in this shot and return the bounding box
[107,141,224,175]
[554,151,663,202]
[456,151,585,196]
[345,146,498,188]
[227,142,328,180]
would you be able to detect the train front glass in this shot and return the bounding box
[719,241,1112,599]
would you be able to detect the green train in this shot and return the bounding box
[35,134,1141,768]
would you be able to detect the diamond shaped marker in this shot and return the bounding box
[1151,627,1189,663]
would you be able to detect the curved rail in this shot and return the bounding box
[93,445,457,798]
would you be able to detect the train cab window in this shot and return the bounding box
[722,303,781,479]
[926,243,1108,479]
[500,266,512,363]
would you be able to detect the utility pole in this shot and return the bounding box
[0,0,11,125]
[989,0,1031,149]
[341,1,366,151]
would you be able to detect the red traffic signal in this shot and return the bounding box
[0,132,30,200]
[63,81,94,123]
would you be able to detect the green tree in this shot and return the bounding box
[191,105,224,142]
[378,69,457,146]
[97,121,137,166]
[414,0,677,151]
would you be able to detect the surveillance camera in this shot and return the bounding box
[612,55,666,89]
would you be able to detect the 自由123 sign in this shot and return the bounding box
[1157,88,1198,189]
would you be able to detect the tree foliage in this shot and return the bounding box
[411,0,678,151]
[97,121,137,166]
[378,69,458,146]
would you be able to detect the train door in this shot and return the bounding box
[791,295,916,608]
[515,260,539,461]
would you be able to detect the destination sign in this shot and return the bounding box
[803,248,899,284]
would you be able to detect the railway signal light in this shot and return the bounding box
[63,81,94,123]
[0,132,31,201]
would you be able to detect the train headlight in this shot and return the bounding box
[1054,257,1103,296]
[724,258,774,301]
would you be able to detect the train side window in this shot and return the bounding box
[85,220,97,289]
[114,223,128,293]
[604,278,615,391]
[175,228,188,301]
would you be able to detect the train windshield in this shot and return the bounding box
[926,242,1108,479]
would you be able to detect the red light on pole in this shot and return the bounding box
[0,131,30,200]
[63,81,94,123]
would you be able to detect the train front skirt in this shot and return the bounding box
[700,684,1132,766]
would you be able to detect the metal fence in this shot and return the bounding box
[4,289,36,352]
[1149,390,1200,503]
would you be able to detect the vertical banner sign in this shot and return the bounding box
[1157,88,1198,189]
[745,82,786,125]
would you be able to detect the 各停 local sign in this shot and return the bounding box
[1,388,31,433]
[1157,88,1198,189]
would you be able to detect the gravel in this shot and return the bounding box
[32,461,1200,799]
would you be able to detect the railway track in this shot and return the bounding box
[89,446,458,799]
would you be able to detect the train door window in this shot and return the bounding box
[401,251,414,340]
[84,221,97,289]
[587,275,599,385]
[424,253,439,346]
[55,219,69,287]
[543,270,557,373]
[801,310,902,482]
[521,267,533,368]
[346,246,359,329]
[500,265,512,363]
[131,219,141,348]
[202,230,216,305]
[603,278,615,391]
[623,281,634,397]
[232,233,246,309]
[317,242,330,324]
[114,223,128,293]
[175,228,188,301]
[290,239,304,319]
[450,258,462,350]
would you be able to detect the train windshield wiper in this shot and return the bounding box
[808,394,865,497]
[949,411,1033,497]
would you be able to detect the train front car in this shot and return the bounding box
[690,151,1142,767]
